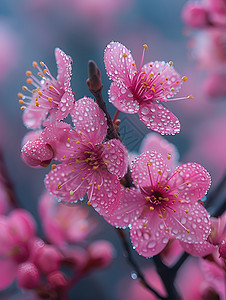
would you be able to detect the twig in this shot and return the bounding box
[116,228,166,300]
[171,252,189,273]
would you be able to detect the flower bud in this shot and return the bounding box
[34,245,62,274]
[88,240,114,268]
[47,271,68,290]
[182,3,209,28]
[17,262,40,289]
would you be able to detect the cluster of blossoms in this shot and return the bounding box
[17,42,225,298]
[182,0,226,98]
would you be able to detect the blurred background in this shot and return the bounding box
[0,0,225,299]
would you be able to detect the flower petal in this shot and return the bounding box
[0,259,17,290]
[165,202,211,243]
[56,89,75,121]
[55,48,73,89]
[131,151,168,188]
[23,100,48,129]
[104,187,145,228]
[71,97,107,144]
[45,164,88,202]
[142,61,182,99]
[140,132,179,168]
[104,41,137,86]
[180,240,217,257]
[87,171,120,216]
[138,102,181,135]
[109,82,140,114]
[130,215,170,257]
[102,139,128,178]
[168,162,211,204]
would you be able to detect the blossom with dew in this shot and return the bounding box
[105,151,211,257]
[39,191,97,246]
[45,97,128,216]
[104,41,192,135]
[18,48,75,129]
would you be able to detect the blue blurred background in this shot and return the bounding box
[0,0,225,299]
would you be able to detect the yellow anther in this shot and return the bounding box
[150,64,153,67]
[93,166,99,170]
[143,44,148,50]
[67,138,70,141]
[150,207,154,211]
[143,222,147,227]
[107,144,111,148]
[38,91,42,96]
[44,69,48,74]
[163,197,169,201]
[70,190,74,196]
[158,171,162,175]
[178,200,181,203]
[173,209,176,212]
[166,228,170,232]
[122,53,127,58]
[176,80,180,84]
[81,177,85,181]
[76,141,80,144]
[150,72,154,77]
[32,61,38,68]
[158,214,163,219]
[88,182,92,186]
[62,155,66,159]
[151,189,154,193]
[186,229,190,233]
[57,184,62,189]
[20,106,25,110]
[160,82,163,85]
[87,201,92,206]
[71,170,75,173]
[18,93,23,99]
[145,196,150,201]
[173,193,178,198]
[170,88,175,92]
[147,162,152,165]
[169,61,173,66]
[188,95,193,99]
[150,87,155,93]
[185,210,189,214]
[182,76,188,82]
[97,185,101,190]
[49,85,53,89]
[186,181,189,185]
[125,212,129,214]
[26,70,32,76]
[35,102,39,107]
[177,170,181,173]
[19,100,24,105]
[40,61,45,67]
[167,154,171,160]
[51,164,57,169]
[27,78,33,84]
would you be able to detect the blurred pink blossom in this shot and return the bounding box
[39,191,97,247]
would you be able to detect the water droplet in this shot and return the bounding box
[147,240,156,248]
[131,272,137,280]
[141,106,149,115]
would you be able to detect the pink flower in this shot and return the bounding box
[19,48,75,129]
[0,209,36,290]
[39,191,97,246]
[104,42,191,135]
[105,151,211,257]
[45,97,128,216]
[203,72,226,98]
[182,2,209,28]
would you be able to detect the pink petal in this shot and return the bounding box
[23,101,48,129]
[165,202,211,243]
[55,48,73,89]
[131,151,168,188]
[130,216,170,257]
[104,41,137,86]
[87,171,121,216]
[104,187,145,228]
[71,97,107,144]
[180,240,217,257]
[142,61,182,99]
[168,162,211,204]
[140,132,179,168]
[45,164,88,202]
[102,139,128,178]
[56,89,75,121]
[42,218,65,247]
[138,102,180,135]
[109,82,140,114]
[0,259,17,290]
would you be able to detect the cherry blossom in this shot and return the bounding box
[18,48,75,129]
[106,151,211,257]
[45,97,128,216]
[104,42,191,135]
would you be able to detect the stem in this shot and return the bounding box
[116,228,166,300]
[112,109,121,124]
[171,252,189,273]
[153,256,181,300]
[0,148,19,208]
